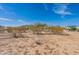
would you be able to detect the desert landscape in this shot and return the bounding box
[0,3,79,55]
[0,25,79,55]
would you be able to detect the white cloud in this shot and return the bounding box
[52,3,73,18]
[43,3,48,10]
[17,19,27,25]
[0,18,13,22]
[0,4,17,18]
[18,19,26,23]
[0,5,7,12]
[0,6,4,11]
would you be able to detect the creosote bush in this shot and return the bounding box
[2,23,65,35]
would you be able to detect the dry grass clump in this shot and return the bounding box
[12,32,24,38]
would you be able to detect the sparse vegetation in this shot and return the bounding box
[0,24,79,55]
[0,23,78,35]
[67,26,77,31]
[18,23,65,34]
[48,26,64,34]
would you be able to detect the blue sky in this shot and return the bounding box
[0,3,79,26]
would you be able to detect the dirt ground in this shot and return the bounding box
[0,31,79,55]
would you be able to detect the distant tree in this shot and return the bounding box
[68,26,77,31]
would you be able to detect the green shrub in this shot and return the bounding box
[68,26,77,31]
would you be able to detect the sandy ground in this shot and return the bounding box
[0,31,79,55]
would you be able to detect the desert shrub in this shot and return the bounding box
[12,32,18,38]
[48,26,64,33]
[12,32,24,38]
[25,23,65,34]
[29,23,48,34]
[68,26,77,31]
[8,27,24,38]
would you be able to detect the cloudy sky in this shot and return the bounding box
[0,3,79,26]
